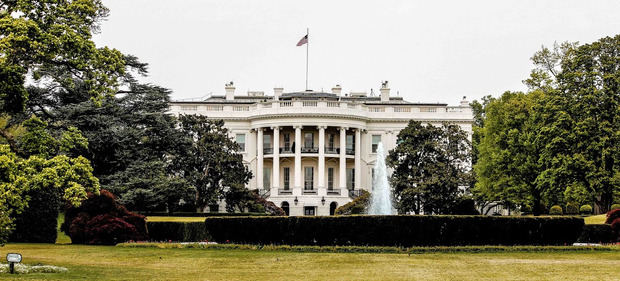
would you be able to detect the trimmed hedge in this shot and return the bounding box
[576,224,615,244]
[204,215,584,246]
[140,212,268,217]
[147,222,209,242]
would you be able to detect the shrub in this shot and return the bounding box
[147,222,209,242]
[606,209,620,242]
[61,190,147,245]
[565,202,579,215]
[611,204,620,211]
[450,198,480,215]
[580,205,593,215]
[138,212,268,217]
[204,215,584,246]
[576,224,615,243]
[335,190,370,215]
[549,205,563,215]
[9,187,60,243]
[520,205,532,215]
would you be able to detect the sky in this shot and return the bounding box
[93,0,620,105]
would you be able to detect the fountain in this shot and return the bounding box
[368,142,394,215]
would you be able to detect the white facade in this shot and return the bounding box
[169,82,474,216]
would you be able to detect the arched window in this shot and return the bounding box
[281,201,290,216]
[330,202,338,216]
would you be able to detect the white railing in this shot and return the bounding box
[206,105,223,111]
[180,105,197,111]
[369,107,385,112]
[394,107,411,112]
[281,101,293,107]
[233,105,249,111]
[303,101,317,107]
[327,101,339,107]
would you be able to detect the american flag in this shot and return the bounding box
[296,34,308,46]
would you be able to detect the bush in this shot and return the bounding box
[9,187,60,243]
[576,224,615,243]
[61,190,147,245]
[520,205,532,215]
[204,215,584,246]
[549,205,563,215]
[579,205,593,215]
[450,198,480,215]
[335,190,370,215]
[611,204,620,211]
[565,202,579,215]
[606,209,620,242]
[147,222,209,242]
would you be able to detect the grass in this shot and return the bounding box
[585,214,607,225]
[145,216,207,222]
[1,244,619,280]
[55,214,71,244]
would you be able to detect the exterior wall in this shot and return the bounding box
[170,94,473,216]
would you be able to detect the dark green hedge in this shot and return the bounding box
[147,222,209,242]
[576,224,615,244]
[9,188,59,243]
[141,212,268,217]
[204,215,584,246]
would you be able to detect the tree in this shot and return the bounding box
[387,120,471,214]
[532,35,620,213]
[0,0,126,114]
[0,144,99,244]
[473,91,546,214]
[171,115,252,212]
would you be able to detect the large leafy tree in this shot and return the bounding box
[0,0,125,114]
[387,120,471,214]
[473,91,545,214]
[532,35,620,212]
[172,115,252,212]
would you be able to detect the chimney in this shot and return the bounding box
[332,84,342,96]
[460,96,469,107]
[273,87,283,101]
[380,81,390,102]
[225,81,235,100]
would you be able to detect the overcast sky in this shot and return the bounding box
[93,0,620,105]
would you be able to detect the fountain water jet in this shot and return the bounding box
[369,142,394,215]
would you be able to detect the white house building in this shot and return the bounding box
[168,82,474,216]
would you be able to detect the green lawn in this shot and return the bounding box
[585,214,607,225]
[1,244,619,280]
[146,216,207,222]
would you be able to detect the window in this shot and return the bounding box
[304,167,314,190]
[236,134,246,152]
[328,134,335,149]
[304,206,316,216]
[304,132,314,148]
[283,167,290,190]
[281,202,290,216]
[327,168,334,190]
[346,168,355,190]
[283,133,290,151]
[263,134,271,149]
[371,135,381,153]
[346,134,354,151]
[263,168,271,189]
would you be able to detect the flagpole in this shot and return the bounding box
[305,28,309,90]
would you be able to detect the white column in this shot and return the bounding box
[339,127,347,192]
[257,128,264,190]
[294,125,302,194]
[355,128,361,190]
[318,126,326,193]
[272,127,280,192]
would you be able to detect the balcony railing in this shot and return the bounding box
[349,190,363,199]
[346,148,355,155]
[263,147,273,154]
[325,147,338,154]
[278,189,293,195]
[327,189,341,195]
[303,189,317,195]
[301,146,318,153]
[280,147,294,154]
